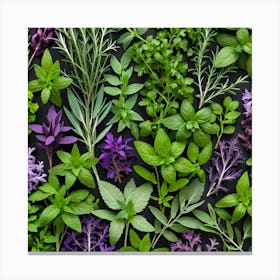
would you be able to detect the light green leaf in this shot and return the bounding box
[169,178,189,192]
[195,107,212,123]
[177,216,202,229]
[154,128,171,158]
[110,55,122,75]
[41,49,53,71]
[236,171,250,196]
[236,28,250,44]
[216,33,239,47]
[215,193,240,208]
[126,83,144,95]
[174,157,194,173]
[192,210,214,225]
[187,142,199,163]
[131,215,154,232]
[28,80,44,92]
[99,180,125,210]
[34,64,47,80]
[104,74,121,86]
[104,86,121,96]
[214,46,239,68]
[139,233,151,252]
[109,219,125,245]
[92,209,116,221]
[161,164,176,185]
[41,88,50,104]
[39,205,60,226]
[162,230,178,242]
[129,229,140,249]
[123,178,137,201]
[170,195,179,219]
[67,90,84,122]
[133,165,157,184]
[170,141,186,159]
[69,189,89,202]
[52,77,72,90]
[198,142,212,165]
[149,206,168,226]
[162,114,185,130]
[186,178,205,205]
[180,100,195,121]
[231,203,247,224]
[56,151,71,163]
[78,168,95,188]
[62,212,81,232]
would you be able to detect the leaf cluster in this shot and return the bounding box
[28,90,39,134]
[28,49,72,106]
[93,179,154,245]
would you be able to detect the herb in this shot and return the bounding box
[99,132,136,183]
[170,230,219,252]
[61,214,116,252]
[28,49,72,106]
[120,229,169,252]
[149,179,205,249]
[214,28,252,77]
[28,147,47,194]
[215,171,252,224]
[132,28,194,136]
[29,28,54,68]
[194,203,251,251]
[29,105,77,168]
[162,100,219,147]
[211,96,241,148]
[29,174,98,251]
[206,138,245,197]
[191,28,248,108]
[50,143,97,188]
[92,179,154,246]
[104,50,144,138]
[238,89,252,152]
[28,91,39,134]
[117,28,148,49]
[55,28,117,182]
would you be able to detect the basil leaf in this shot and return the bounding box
[92,209,116,221]
[215,193,240,208]
[174,157,194,173]
[154,128,171,157]
[139,233,151,252]
[161,164,176,185]
[180,100,195,121]
[41,49,53,71]
[162,114,185,130]
[187,142,199,163]
[129,229,140,249]
[77,167,94,188]
[133,165,157,184]
[39,205,60,226]
[69,189,89,202]
[236,28,250,44]
[231,203,247,224]
[52,77,72,90]
[109,219,125,245]
[41,88,50,104]
[223,125,235,134]
[198,142,212,165]
[169,178,189,192]
[216,33,239,47]
[62,212,82,232]
[193,130,211,148]
[214,46,239,68]
[236,171,250,196]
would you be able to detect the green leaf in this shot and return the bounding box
[131,215,154,232]
[69,189,89,202]
[169,178,189,192]
[223,96,232,108]
[236,28,250,44]
[215,193,240,208]
[180,100,195,121]
[65,173,76,189]
[214,46,239,68]
[192,210,214,225]
[49,89,62,107]
[120,48,133,66]
[109,219,125,245]
[226,220,234,240]
[169,223,188,233]
[28,190,51,202]
[161,165,176,185]
[243,42,252,55]
[41,49,53,71]
[162,230,178,242]
[231,203,247,224]
[99,180,125,210]
[78,168,95,188]
[104,86,121,96]
[198,142,212,165]
[123,178,136,201]
[67,90,84,122]
[170,141,186,158]
[177,216,202,229]
[129,229,140,249]
[39,205,60,226]
[236,171,250,196]
[92,209,116,221]
[200,225,219,234]
[126,95,138,110]
[162,114,185,130]
[195,108,212,123]
[139,120,152,137]
[67,202,93,215]
[246,55,252,77]
[174,157,194,173]
[134,141,163,166]
[104,74,121,86]
[187,142,199,163]
[110,55,122,75]
[215,208,231,220]
[34,64,47,80]
[193,130,211,148]
[28,80,44,92]
[128,183,153,213]
[44,236,56,243]
[130,111,144,122]
[154,128,171,157]
[39,183,57,195]
[41,88,50,104]
[120,246,137,252]
[48,61,60,80]
[200,122,220,135]
[62,212,81,232]
[186,178,205,205]
[223,125,235,134]
[170,195,179,219]
[225,111,241,120]
[52,77,72,90]
[56,151,71,163]
[149,206,168,226]
[216,33,239,47]
[133,165,157,184]
[139,233,151,251]
[211,103,223,115]
[126,83,144,95]
[117,33,134,49]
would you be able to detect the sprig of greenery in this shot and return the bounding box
[55,28,117,182]
[28,91,39,134]
[192,28,248,108]
[211,96,241,148]
[92,179,154,246]
[28,49,72,106]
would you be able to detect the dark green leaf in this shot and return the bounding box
[170,195,179,219]
[133,165,157,184]
[180,100,195,121]
[215,208,231,220]
[200,225,219,234]
[39,205,60,226]
[192,210,214,225]
[186,179,205,205]
[62,212,81,232]
[162,230,178,242]
[216,33,239,47]
[78,168,95,188]
[149,206,168,226]
[162,114,185,130]
[169,223,188,233]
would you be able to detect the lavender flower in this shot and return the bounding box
[206,138,245,196]
[170,230,219,252]
[99,132,136,183]
[238,89,252,152]
[28,147,47,194]
[30,28,54,56]
[29,105,77,168]
[61,215,116,252]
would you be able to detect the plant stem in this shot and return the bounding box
[124,222,130,247]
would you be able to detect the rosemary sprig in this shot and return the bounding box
[55,28,117,182]
[192,28,248,109]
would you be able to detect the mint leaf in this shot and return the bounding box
[109,219,125,245]
[92,209,116,221]
[131,215,154,232]
[69,189,89,202]
[104,74,121,86]
[41,49,53,71]
[78,168,94,188]
[99,180,125,210]
[52,77,72,90]
[231,203,247,224]
[110,55,122,75]
[154,128,171,158]
[62,212,82,232]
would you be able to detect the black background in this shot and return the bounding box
[28,28,251,251]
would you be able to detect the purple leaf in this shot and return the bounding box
[45,136,55,145]
[30,28,54,56]
[29,124,43,133]
[59,136,78,144]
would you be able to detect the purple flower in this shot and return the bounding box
[99,132,136,183]
[28,147,47,194]
[241,89,252,117]
[61,215,116,252]
[170,230,219,252]
[206,138,245,196]
[29,105,77,168]
[238,89,252,152]
[30,28,54,56]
